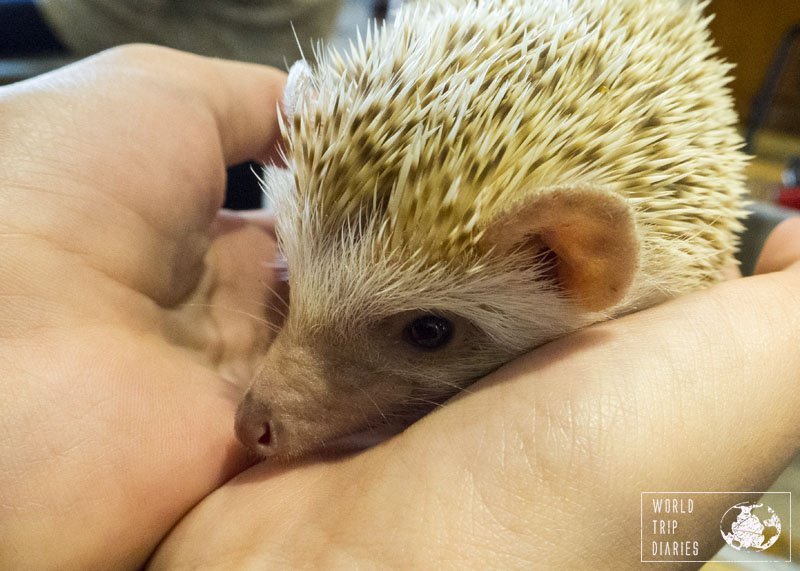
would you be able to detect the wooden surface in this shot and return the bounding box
[709,0,800,124]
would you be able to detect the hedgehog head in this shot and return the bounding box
[234,0,745,458]
[234,54,641,460]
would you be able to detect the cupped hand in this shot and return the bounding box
[5,45,800,571]
[0,46,286,569]
[151,218,800,569]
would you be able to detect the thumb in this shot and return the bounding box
[754,217,800,274]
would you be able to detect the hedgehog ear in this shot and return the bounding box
[482,186,639,312]
[284,60,317,124]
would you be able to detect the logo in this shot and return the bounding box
[720,502,782,552]
[641,492,791,563]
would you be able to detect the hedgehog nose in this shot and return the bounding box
[234,394,279,457]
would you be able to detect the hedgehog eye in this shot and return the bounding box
[404,315,453,350]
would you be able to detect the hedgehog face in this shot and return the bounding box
[234,179,642,459]
[232,225,530,460]
[235,306,509,460]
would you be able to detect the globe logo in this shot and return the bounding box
[720,502,781,552]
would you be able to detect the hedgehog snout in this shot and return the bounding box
[234,392,280,457]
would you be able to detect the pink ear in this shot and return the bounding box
[482,186,639,311]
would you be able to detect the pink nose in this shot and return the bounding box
[234,394,279,457]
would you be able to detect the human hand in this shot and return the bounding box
[150,219,800,569]
[0,46,286,569]
[4,44,799,571]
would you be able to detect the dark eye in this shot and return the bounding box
[404,315,453,350]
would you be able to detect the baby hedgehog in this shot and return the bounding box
[235,0,748,459]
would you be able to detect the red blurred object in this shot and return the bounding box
[777,186,800,209]
[777,157,800,209]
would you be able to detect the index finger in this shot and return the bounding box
[0,46,289,306]
[95,45,289,166]
[192,55,288,166]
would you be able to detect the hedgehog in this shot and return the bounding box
[234,0,748,460]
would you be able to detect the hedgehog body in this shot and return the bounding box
[235,0,748,459]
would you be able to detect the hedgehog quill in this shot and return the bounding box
[234,0,748,460]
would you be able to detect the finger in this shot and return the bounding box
[0,46,287,307]
[754,217,800,274]
[186,55,288,167]
[227,209,277,238]
[84,45,289,167]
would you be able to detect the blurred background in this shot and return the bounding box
[1,0,799,567]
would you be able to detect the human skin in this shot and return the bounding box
[1,46,800,570]
[0,46,283,569]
